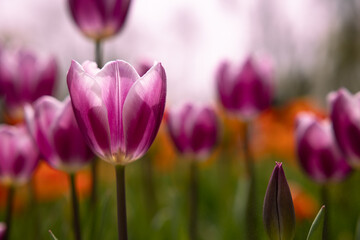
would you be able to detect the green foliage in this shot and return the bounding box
[306,206,325,240]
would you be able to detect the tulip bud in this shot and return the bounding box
[328,88,360,168]
[0,125,40,186]
[68,0,132,40]
[0,223,6,240]
[0,48,57,121]
[263,162,295,240]
[295,113,351,183]
[167,103,219,159]
[216,56,273,119]
[67,60,166,166]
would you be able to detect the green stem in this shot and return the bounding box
[90,158,98,206]
[29,181,41,240]
[321,185,330,240]
[95,40,103,68]
[242,121,258,240]
[70,174,82,240]
[115,165,128,240]
[189,160,198,240]
[4,186,14,240]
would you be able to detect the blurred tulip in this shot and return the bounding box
[216,56,273,119]
[328,88,360,168]
[25,96,93,173]
[263,162,295,240]
[67,60,166,166]
[0,222,5,240]
[0,125,39,186]
[68,0,132,40]
[167,103,219,159]
[0,48,57,121]
[295,113,351,183]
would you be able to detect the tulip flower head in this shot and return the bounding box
[167,103,219,160]
[0,48,57,121]
[328,88,360,168]
[0,124,39,186]
[0,223,5,240]
[216,56,273,119]
[68,0,132,40]
[67,60,166,166]
[25,96,93,173]
[263,162,295,240]
[295,113,351,183]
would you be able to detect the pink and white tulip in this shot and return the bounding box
[25,96,93,173]
[67,60,167,165]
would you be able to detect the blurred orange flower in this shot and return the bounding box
[290,183,318,221]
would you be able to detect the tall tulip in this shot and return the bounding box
[263,162,295,240]
[25,96,93,240]
[0,48,57,122]
[216,56,273,239]
[0,124,40,240]
[328,88,360,168]
[167,102,218,240]
[67,59,166,240]
[295,113,351,183]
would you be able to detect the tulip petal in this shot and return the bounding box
[123,63,166,161]
[67,60,112,158]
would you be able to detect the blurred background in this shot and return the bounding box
[1,0,360,239]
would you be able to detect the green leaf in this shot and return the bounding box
[49,230,58,240]
[306,205,325,240]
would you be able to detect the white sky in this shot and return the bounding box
[0,0,337,105]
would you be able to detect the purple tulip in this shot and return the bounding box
[68,0,132,40]
[25,96,93,173]
[216,56,273,119]
[328,88,360,167]
[0,48,57,119]
[0,223,5,240]
[66,60,166,165]
[263,162,295,240]
[0,124,39,186]
[295,113,351,183]
[167,103,219,159]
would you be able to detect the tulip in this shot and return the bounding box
[216,56,273,119]
[25,96,93,173]
[0,223,5,240]
[295,113,351,183]
[137,61,152,77]
[263,162,295,240]
[0,48,57,122]
[167,103,219,159]
[328,88,360,168]
[0,124,39,186]
[25,96,94,240]
[68,0,132,41]
[67,59,166,240]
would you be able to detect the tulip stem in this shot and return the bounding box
[70,173,82,240]
[242,121,258,240]
[4,186,14,240]
[189,160,198,240]
[115,165,128,240]
[95,40,103,68]
[90,158,98,206]
[321,185,330,240]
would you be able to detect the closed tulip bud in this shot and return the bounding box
[295,113,351,183]
[0,125,39,186]
[25,96,93,173]
[0,48,57,121]
[67,60,166,166]
[263,162,295,240]
[68,0,131,40]
[328,88,360,168]
[167,103,219,159]
[216,56,273,119]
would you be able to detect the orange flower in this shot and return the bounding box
[290,183,318,221]
[33,161,91,202]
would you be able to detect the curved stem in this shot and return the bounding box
[189,160,198,240]
[95,40,103,68]
[70,174,82,240]
[115,165,128,240]
[242,121,258,240]
[321,185,330,240]
[4,186,14,240]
